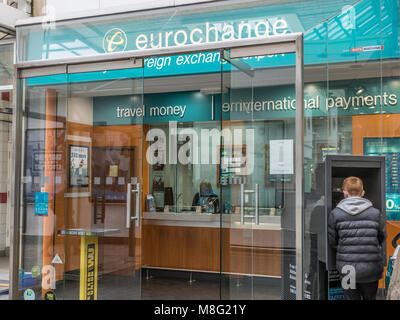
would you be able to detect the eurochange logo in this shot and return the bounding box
[103,28,128,53]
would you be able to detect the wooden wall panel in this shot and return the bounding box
[222,228,281,276]
[59,123,145,273]
[352,114,400,155]
[142,223,282,277]
[352,114,400,288]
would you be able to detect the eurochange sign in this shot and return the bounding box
[93,78,400,125]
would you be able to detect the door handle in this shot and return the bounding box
[134,183,141,228]
[126,183,132,228]
[126,183,141,228]
[240,183,244,225]
[255,183,259,225]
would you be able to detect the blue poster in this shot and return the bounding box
[386,194,400,221]
[364,137,400,221]
[34,192,49,216]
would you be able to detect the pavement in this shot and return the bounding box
[0,256,387,300]
[0,256,9,300]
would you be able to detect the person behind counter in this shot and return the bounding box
[192,181,219,213]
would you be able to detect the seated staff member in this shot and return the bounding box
[192,181,219,213]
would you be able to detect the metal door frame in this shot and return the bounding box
[11,33,304,299]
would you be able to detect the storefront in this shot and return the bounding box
[10,0,400,300]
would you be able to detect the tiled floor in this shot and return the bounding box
[0,259,387,300]
[48,269,282,300]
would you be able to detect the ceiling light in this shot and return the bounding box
[200,87,228,95]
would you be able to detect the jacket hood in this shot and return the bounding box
[336,196,373,215]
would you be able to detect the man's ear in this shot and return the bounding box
[361,190,365,197]
[343,190,350,198]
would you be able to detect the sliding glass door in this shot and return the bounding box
[220,51,298,299]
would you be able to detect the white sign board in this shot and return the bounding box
[269,139,294,175]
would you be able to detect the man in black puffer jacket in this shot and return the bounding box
[328,176,386,300]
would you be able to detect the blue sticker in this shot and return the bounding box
[18,269,24,281]
[23,289,35,300]
[34,192,49,216]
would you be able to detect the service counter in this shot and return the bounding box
[142,212,283,277]
[143,211,281,229]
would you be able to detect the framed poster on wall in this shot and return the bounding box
[266,140,294,186]
[68,144,90,189]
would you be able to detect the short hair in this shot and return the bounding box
[342,176,364,196]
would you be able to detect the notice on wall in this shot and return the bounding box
[364,137,400,220]
[69,145,89,188]
[269,139,294,175]
[109,165,119,177]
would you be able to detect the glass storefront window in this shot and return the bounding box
[302,0,400,300]
[13,0,400,301]
[15,41,303,299]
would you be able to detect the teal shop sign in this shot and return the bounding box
[93,77,400,125]
[223,78,400,121]
[93,91,215,125]
[22,0,398,75]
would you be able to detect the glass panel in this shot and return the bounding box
[18,69,144,300]
[325,0,384,300]
[66,72,144,300]
[220,51,297,299]
[14,0,400,302]
[19,75,68,300]
[303,0,393,300]
[141,53,222,300]
[302,20,329,301]
[382,0,400,300]
[16,43,304,301]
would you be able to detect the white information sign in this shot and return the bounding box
[269,139,294,175]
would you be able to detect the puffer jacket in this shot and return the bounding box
[328,196,386,283]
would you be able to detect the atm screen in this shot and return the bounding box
[331,177,344,208]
